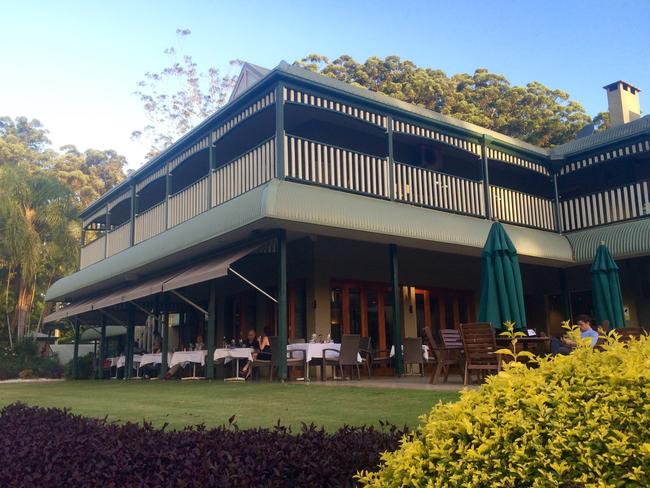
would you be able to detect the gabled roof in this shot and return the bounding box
[229,62,271,101]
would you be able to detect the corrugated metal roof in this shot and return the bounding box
[550,115,650,158]
[565,217,650,263]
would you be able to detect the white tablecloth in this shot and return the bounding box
[169,350,206,368]
[139,353,172,367]
[287,343,362,363]
[389,344,429,361]
[214,348,253,363]
[115,354,143,368]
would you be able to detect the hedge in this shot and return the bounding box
[0,403,406,487]
[358,332,650,487]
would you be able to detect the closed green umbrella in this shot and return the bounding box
[591,244,625,329]
[478,222,527,332]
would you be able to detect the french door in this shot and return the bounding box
[413,288,475,338]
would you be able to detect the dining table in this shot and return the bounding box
[286,342,362,381]
[213,348,254,381]
[170,350,207,379]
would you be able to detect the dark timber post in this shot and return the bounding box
[164,171,171,230]
[98,314,107,379]
[559,269,571,322]
[481,135,492,220]
[159,294,169,379]
[277,230,288,381]
[387,115,395,200]
[104,204,110,259]
[275,83,285,179]
[207,145,215,209]
[129,184,136,247]
[390,244,403,376]
[553,174,562,233]
[206,280,217,379]
[125,306,135,379]
[72,319,80,380]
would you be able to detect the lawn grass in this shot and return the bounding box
[0,381,460,431]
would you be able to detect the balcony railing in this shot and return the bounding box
[285,135,390,198]
[394,162,484,217]
[491,186,557,231]
[213,138,276,206]
[106,222,131,257]
[561,179,650,231]
[135,201,165,244]
[168,176,209,229]
[80,235,105,268]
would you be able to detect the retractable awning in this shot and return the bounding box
[44,297,98,323]
[44,242,264,323]
[162,245,259,292]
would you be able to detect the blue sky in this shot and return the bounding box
[2,0,648,168]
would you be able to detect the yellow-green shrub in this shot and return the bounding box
[358,334,650,487]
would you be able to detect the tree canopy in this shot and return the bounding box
[294,55,595,147]
[0,116,128,343]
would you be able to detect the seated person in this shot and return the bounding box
[165,335,204,379]
[257,326,272,361]
[152,330,162,353]
[551,314,600,355]
[241,329,270,379]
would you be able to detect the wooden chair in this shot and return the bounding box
[402,337,424,375]
[459,322,501,386]
[618,327,644,342]
[323,334,363,380]
[424,326,464,384]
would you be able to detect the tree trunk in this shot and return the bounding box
[15,275,33,341]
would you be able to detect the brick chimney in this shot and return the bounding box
[604,81,641,126]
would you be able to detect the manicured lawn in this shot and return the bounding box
[0,381,459,431]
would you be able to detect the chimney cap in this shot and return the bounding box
[603,80,641,94]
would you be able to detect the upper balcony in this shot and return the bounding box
[77,66,650,271]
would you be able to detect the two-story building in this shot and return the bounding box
[44,62,650,379]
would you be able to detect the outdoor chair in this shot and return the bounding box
[369,342,392,375]
[459,322,501,386]
[323,334,363,380]
[423,326,464,384]
[254,336,304,381]
[618,327,644,342]
[358,336,373,377]
[402,337,424,376]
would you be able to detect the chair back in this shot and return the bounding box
[619,327,643,342]
[440,329,464,350]
[289,337,306,344]
[459,322,497,362]
[269,336,279,366]
[422,327,437,351]
[402,337,423,364]
[358,336,372,353]
[339,334,361,366]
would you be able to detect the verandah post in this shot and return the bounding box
[390,244,403,376]
[72,319,80,380]
[275,82,285,180]
[481,135,493,220]
[387,115,395,200]
[98,314,107,379]
[553,173,562,233]
[159,294,169,379]
[206,280,217,379]
[277,229,288,381]
[124,305,135,379]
